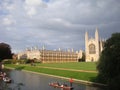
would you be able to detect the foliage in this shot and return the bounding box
[97,33,120,89]
[3,59,12,64]
[0,43,12,62]
[3,59,28,64]
[79,52,85,62]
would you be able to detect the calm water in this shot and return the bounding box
[3,70,105,90]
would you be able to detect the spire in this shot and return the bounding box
[58,48,61,51]
[67,48,70,52]
[95,27,99,41]
[85,31,88,56]
[85,31,88,41]
[71,48,74,52]
[34,46,37,50]
[42,45,45,50]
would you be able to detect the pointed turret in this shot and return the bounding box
[85,31,88,51]
[95,27,99,59]
[95,27,99,41]
[58,48,61,51]
[71,48,74,52]
[95,28,99,41]
[85,31,88,42]
[85,31,89,62]
[42,45,45,50]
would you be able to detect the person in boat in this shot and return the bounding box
[0,72,6,77]
[56,82,60,86]
[61,82,68,87]
[3,72,6,77]
[0,72,3,76]
[53,82,60,86]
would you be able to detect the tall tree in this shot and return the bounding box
[97,33,120,89]
[0,43,12,62]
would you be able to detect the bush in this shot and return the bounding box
[3,59,12,64]
[12,59,17,64]
[25,59,31,63]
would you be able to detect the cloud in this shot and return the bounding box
[24,0,47,16]
[25,0,42,6]
[2,16,15,25]
[0,0,120,53]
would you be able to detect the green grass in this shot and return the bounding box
[5,63,98,82]
[36,62,97,71]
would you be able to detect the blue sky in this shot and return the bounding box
[0,0,120,53]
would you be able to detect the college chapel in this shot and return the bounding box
[85,28,104,62]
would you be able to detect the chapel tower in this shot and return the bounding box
[85,28,103,62]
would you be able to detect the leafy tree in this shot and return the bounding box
[97,33,120,89]
[78,52,85,62]
[0,43,12,62]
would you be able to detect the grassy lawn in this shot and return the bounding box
[36,62,97,71]
[5,62,98,82]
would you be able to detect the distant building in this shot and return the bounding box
[40,49,78,63]
[17,47,82,63]
[85,28,104,62]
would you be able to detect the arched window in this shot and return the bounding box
[89,44,96,54]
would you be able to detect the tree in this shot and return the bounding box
[78,52,85,62]
[97,33,120,89]
[0,43,12,62]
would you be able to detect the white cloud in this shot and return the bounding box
[25,0,42,6]
[2,17,15,25]
[0,0,120,52]
[49,18,72,27]
[24,0,47,17]
[25,6,37,16]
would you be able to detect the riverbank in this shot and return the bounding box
[5,64,107,87]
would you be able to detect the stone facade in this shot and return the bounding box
[85,28,104,62]
[17,47,82,63]
[40,49,78,63]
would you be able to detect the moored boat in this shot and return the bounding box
[0,72,12,83]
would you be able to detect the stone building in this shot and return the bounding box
[17,47,41,62]
[85,28,104,62]
[17,47,82,63]
[40,49,78,63]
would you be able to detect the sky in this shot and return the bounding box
[0,0,120,53]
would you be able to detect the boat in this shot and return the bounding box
[0,72,12,83]
[49,82,74,90]
[3,77,12,83]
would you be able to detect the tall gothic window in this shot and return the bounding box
[89,44,96,54]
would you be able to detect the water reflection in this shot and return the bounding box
[2,70,105,90]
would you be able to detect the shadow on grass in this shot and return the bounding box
[15,66,25,70]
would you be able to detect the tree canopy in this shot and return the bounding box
[97,33,120,89]
[0,43,12,62]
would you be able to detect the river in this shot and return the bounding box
[1,69,106,90]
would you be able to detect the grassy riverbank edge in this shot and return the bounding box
[5,65,107,87]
